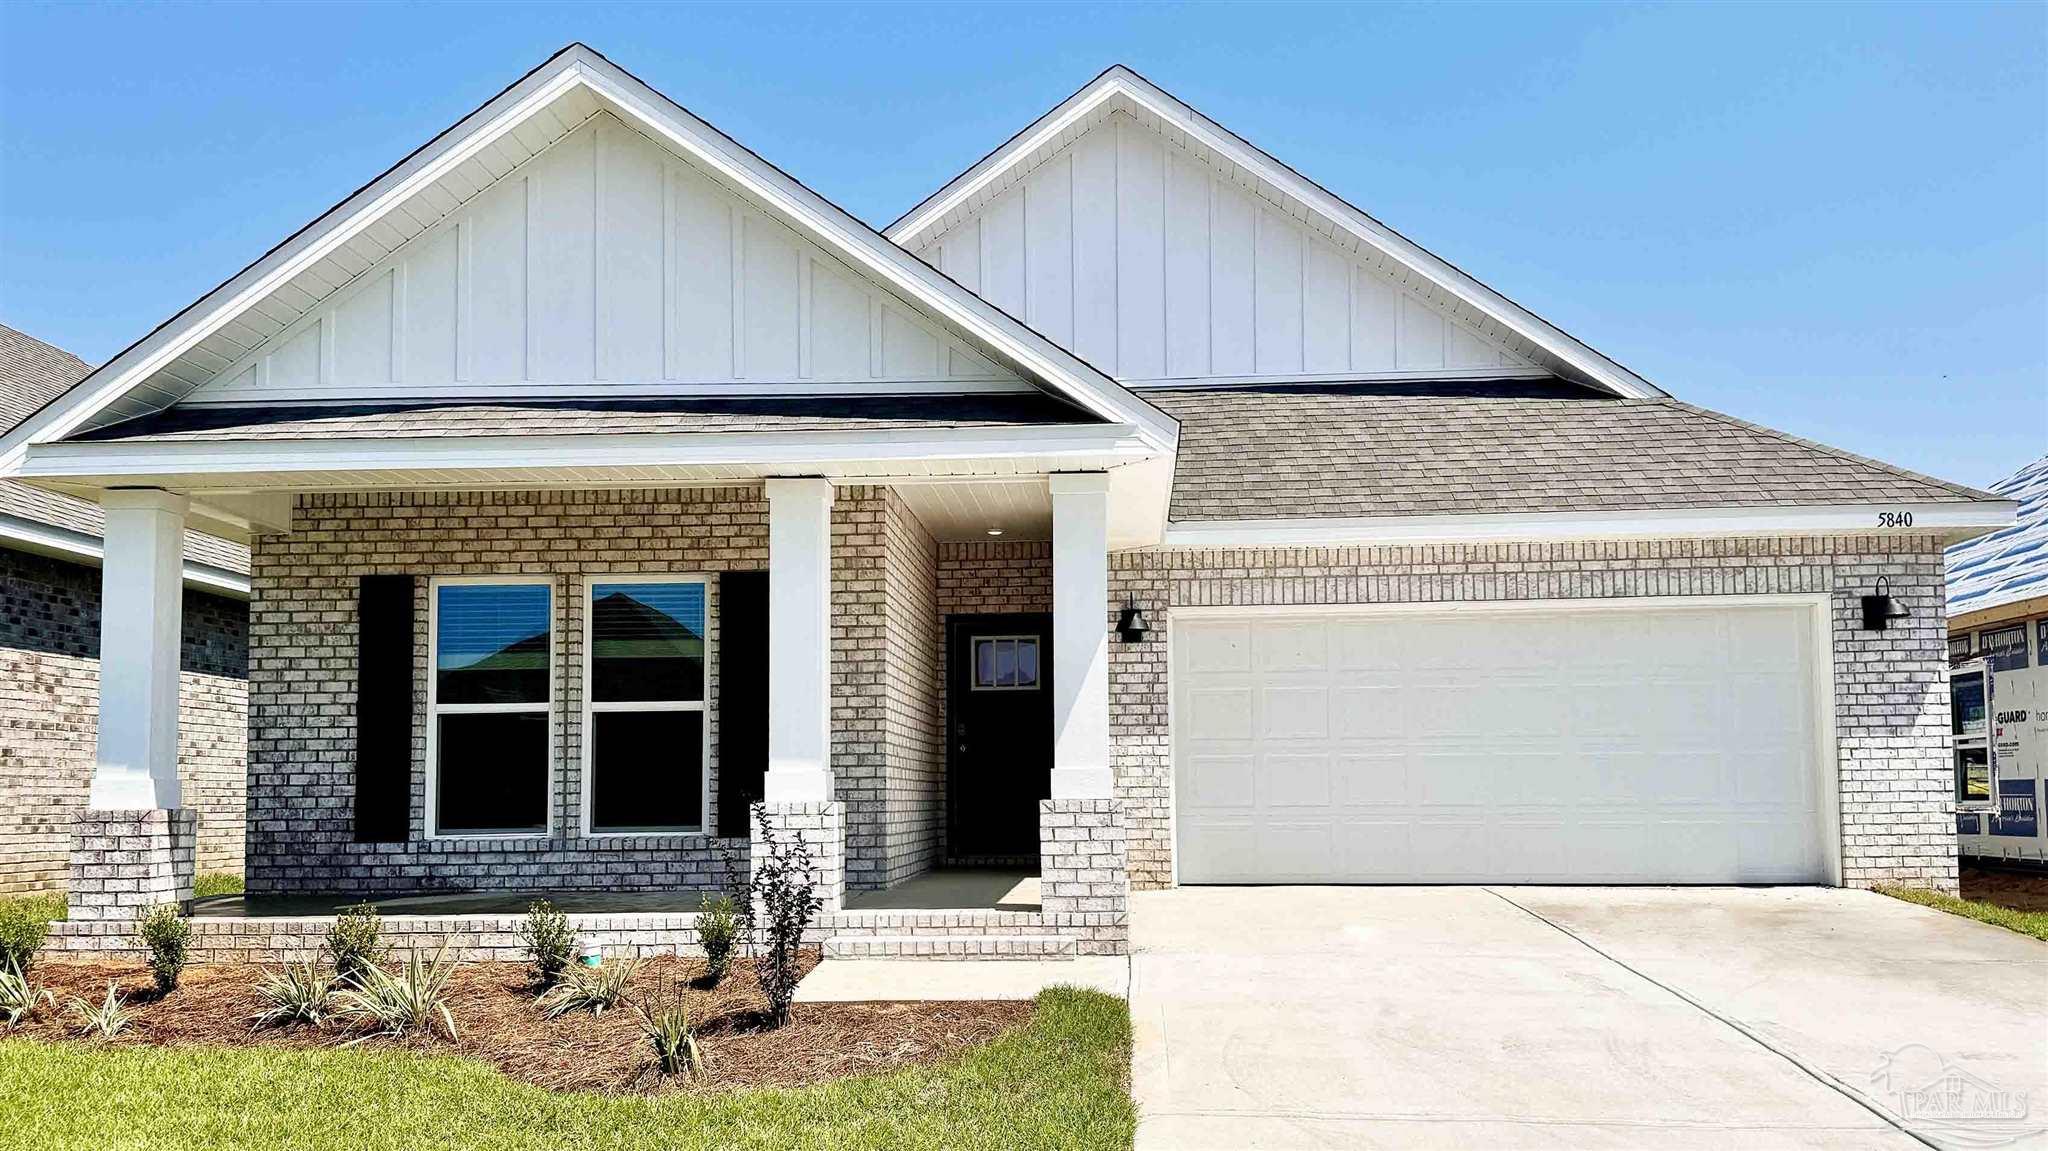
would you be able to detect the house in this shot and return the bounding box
[2,47,2016,957]
[0,323,249,895]
[1946,455,2047,863]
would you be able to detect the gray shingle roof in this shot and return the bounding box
[1148,381,1994,522]
[71,393,1099,442]
[0,323,249,576]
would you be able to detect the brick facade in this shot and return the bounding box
[0,546,246,895]
[879,492,943,886]
[934,540,1052,862]
[1108,535,1958,893]
[67,809,196,921]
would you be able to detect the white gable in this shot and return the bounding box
[909,111,1536,384]
[186,113,1020,405]
[890,67,1663,398]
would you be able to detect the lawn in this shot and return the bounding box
[0,986,1135,1151]
[1875,884,2048,941]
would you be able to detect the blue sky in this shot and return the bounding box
[1,2,2041,488]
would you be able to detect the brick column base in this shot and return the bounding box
[69,809,196,922]
[750,801,845,914]
[1040,799,1129,955]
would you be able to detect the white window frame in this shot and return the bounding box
[1952,658,1994,811]
[580,574,713,838]
[967,634,1043,692]
[425,574,555,840]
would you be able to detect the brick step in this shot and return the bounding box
[821,934,1076,960]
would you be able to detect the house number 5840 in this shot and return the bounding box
[1877,511,1915,528]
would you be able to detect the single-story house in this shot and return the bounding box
[3,47,2016,957]
[0,324,249,895]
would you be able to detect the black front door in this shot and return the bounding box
[946,613,1053,860]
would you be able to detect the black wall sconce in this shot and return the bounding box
[1861,576,1910,631]
[1116,602,1152,643]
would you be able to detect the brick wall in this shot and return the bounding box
[0,546,247,895]
[879,492,943,885]
[248,486,939,895]
[1108,535,1957,893]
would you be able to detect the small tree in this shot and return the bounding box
[749,805,822,1028]
[136,904,190,995]
[327,902,384,983]
[693,894,740,986]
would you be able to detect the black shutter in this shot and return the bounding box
[354,575,415,842]
[716,570,769,838]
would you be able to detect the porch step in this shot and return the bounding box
[822,933,1076,960]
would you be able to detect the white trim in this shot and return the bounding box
[578,574,713,838]
[21,423,1152,483]
[0,514,249,598]
[1165,593,1843,888]
[425,574,555,841]
[0,47,1177,468]
[170,378,1038,406]
[1125,366,1556,390]
[887,67,1663,400]
[1160,502,2020,548]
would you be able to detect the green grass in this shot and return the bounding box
[192,873,245,899]
[1875,884,2048,941]
[0,986,1134,1151]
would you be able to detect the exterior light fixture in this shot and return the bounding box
[1861,576,1910,631]
[985,527,1004,537]
[1117,603,1152,643]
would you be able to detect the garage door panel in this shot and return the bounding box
[1174,603,1829,885]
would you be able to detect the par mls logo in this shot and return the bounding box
[1870,1044,2040,1147]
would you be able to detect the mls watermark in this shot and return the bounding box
[1869,1044,2040,1147]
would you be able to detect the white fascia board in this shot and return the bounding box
[567,53,1177,452]
[20,423,1154,482]
[0,514,250,599]
[1159,502,2021,549]
[887,66,1665,401]
[1,46,1176,470]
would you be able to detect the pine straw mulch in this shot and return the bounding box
[11,952,1033,1095]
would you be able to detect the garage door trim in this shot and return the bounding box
[1165,594,1841,887]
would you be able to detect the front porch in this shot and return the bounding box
[55,473,1134,958]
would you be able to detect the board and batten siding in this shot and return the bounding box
[185,113,1021,404]
[915,111,1535,384]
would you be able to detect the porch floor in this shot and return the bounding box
[845,869,1039,912]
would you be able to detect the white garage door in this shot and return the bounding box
[1173,603,1830,884]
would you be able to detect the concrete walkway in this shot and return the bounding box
[1131,886,2048,1150]
[794,955,1127,1002]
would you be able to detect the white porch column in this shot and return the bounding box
[90,489,189,810]
[1049,473,1113,799]
[763,477,834,803]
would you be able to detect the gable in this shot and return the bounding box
[908,110,1538,384]
[889,67,1663,398]
[185,113,1023,406]
[3,45,1173,463]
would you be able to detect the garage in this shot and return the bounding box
[1172,600,1833,885]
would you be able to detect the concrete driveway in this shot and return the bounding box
[1130,886,2047,1149]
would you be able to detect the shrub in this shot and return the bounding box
[335,946,458,1042]
[0,959,55,1026]
[0,898,53,977]
[251,960,336,1030]
[137,904,190,995]
[749,805,822,1029]
[69,983,131,1038]
[636,991,708,1078]
[518,900,575,990]
[193,873,245,899]
[538,951,638,1019]
[327,902,383,983]
[694,894,740,985]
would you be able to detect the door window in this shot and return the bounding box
[971,636,1040,691]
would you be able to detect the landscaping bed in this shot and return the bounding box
[12,952,1033,1095]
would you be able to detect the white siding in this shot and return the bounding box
[913,111,1535,384]
[186,113,1021,404]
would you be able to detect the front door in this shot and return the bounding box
[947,613,1054,860]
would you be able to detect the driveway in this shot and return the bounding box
[1129,886,2047,1149]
